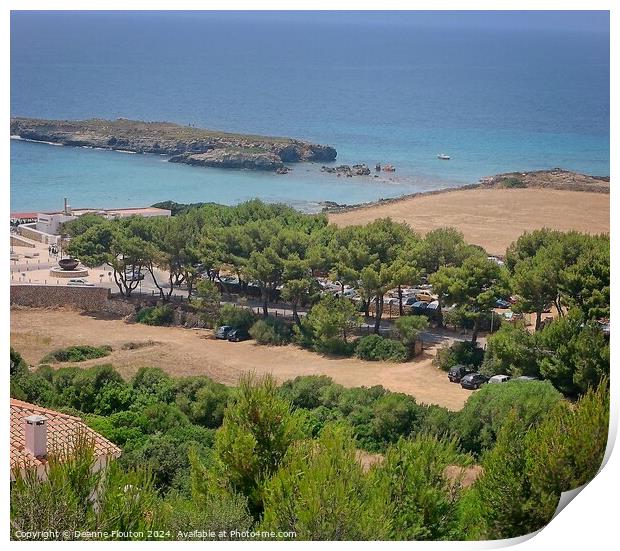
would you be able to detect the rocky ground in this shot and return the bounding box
[10,117,337,172]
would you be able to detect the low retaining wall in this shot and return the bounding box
[10,284,135,317]
[10,235,36,248]
[17,224,59,245]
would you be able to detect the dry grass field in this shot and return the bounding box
[329,188,609,256]
[11,307,472,411]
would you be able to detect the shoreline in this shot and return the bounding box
[320,168,609,213]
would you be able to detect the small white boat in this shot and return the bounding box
[437,153,450,160]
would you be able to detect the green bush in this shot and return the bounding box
[136,305,175,326]
[279,375,336,409]
[456,379,563,456]
[249,317,292,345]
[10,348,29,379]
[501,176,526,188]
[312,336,356,357]
[42,345,112,364]
[354,335,408,362]
[217,304,257,331]
[131,367,176,406]
[433,341,484,371]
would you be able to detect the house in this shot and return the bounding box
[10,399,121,480]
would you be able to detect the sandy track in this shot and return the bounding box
[329,188,609,256]
[11,308,472,411]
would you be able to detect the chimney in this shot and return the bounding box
[24,415,48,458]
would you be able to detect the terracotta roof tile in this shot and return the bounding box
[10,399,121,471]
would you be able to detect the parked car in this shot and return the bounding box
[410,301,429,314]
[460,373,489,390]
[227,328,251,342]
[215,325,234,340]
[448,364,475,383]
[495,298,511,309]
[125,270,145,281]
[415,290,438,303]
[503,311,524,323]
[487,256,505,267]
[514,375,538,382]
[489,374,511,384]
[67,278,95,286]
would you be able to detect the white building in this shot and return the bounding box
[15,198,172,243]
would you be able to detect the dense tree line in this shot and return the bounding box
[11,356,608,541]
[63,202,610,397]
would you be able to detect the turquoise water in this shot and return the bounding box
[10,11,610,212]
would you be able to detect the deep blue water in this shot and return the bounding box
[10,11,610,212]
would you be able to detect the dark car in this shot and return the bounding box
[460,373,489,390]
[227,328,251,342]
[495,298,511,309]
[448,364,475,383]
[215,325,233,340]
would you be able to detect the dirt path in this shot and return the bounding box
[11,308,472,411]
[329,188,609,256]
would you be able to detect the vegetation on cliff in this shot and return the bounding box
[10,117,337,172]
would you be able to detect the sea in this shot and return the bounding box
[10,11,610,213]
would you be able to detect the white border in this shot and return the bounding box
[2,2,616,549]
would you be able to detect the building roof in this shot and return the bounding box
[41,206,171,217]
[10,399,121,471]
[10,212,40,220]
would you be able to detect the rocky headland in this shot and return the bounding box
[10,117,337,172]
[320,168,609,212]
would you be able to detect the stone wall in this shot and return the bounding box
[10,235,36,248]
[17,224,59,245]
[10,284,135,317]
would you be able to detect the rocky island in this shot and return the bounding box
[10,117,337,172]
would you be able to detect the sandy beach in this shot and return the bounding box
[329,187,609,256]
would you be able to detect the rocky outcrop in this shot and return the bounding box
[10,117,337,172]
[169,149,285,171]
[477,168,609,193]
[321,163,371,177]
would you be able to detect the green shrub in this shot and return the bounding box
[279,375,336,409]
[393,315,429,351]
[10,348,29,379]
[136,305,175,326]
[433,341,484,371]
[218,304,257,331]
[314,337,356,357]
[354,335,408,362]
[11,373,55,406]
[300,295,360,356]
[42,345,112,363]
[131,367,176,406]
[456,379,563,456]
[501,176,526,188]
[249,317,292,345]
